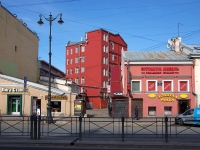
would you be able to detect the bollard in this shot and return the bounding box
[79,116,82,141]
[34,115,37,140]
[121,117,125,142]
[37,115,41,140]
[30,115,34,140]
[165,116,168,143]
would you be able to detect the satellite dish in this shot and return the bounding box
[167,39,172,48]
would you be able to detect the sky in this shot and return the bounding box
[1,0,200,73]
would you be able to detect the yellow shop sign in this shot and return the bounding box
[148,94,156,98]
[158,94,178,102]
[179,94,188,99]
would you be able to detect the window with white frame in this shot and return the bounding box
[81,56,85,62]
[112,54,115,61]
[81,66,85,73]
[81,46,85,52]
[75,78,79,84]
[71,49,73,54]
[67,50,69,55]
[103,45,106,52]
[103,81,106,88]
[81,77,85,84]
[103,57,106,64]
[103,34,106,41]
[76,47,79,53]
[111,42,114,50]
[103,69,106,76]
[75,57,79,63]
[178,80,189,92]
[131,80,141,92]
[146,80,157,92]
[148,107,156,116]
[70,68,73,74]
[164,107,172,116]
[106,69,108,76]
[105,35,108,42]
[162,80,173,92]
[106,46,108,53]
[75,67,79,74]
[70,58,73,64]
[106,58,108,64]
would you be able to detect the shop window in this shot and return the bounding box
[164,107,172,116]
[51,101,61,112]
[147,80,157,92]
[178,80,189,92]
[131,80,141,92]
[162,80,173,92]
[148,107,156,116]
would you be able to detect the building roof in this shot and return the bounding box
[66,41,85,46]
[123,50,191,61]
[181,43,200,54]
[0,74,76,95]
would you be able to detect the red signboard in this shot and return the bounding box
[141,67,179,74]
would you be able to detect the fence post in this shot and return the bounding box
[34,115,37,140]
[30,115,34,140]
[121,117,125,142]
[165,116,168,143]
[79,116,82,141]
[37,115,41,140]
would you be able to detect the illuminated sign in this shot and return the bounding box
[179,94,188,99]
[113,92,123,96]
[158,94,178,102]
[141,67,179,74]
[1,87,28,93]
[148,94,156,98]
[45,95,68,100]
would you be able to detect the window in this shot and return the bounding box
[70,59,73,64]
[75,67,79,74]
[164,107,172,116]
[81,46,85,52]
[147,80,157,92]
[103,81,106,88]
[178,80,189,92]
[75,78,79,84]
[111,42,114,50]
[51,101,61,112]
[105,35,108,42]
[103,34,106,41]
[81,56,85,62]
[66,69,69,75]
[162,80,173,92]
[131,80,141,92]
[103,57,106,64]
[70,68,73,74]
[81,66,85,73]
[71,49,73,54]
[103,45,106,52]
[67,59,69,65]
[67,50,69,55]
[103,69,106,76]
[148,107,156,116]
[75,57,79,63]
[112,54,115,61]
[106,46,108,53]
[76,47,79,53]
[81,77,85,84]
[106,69,108,76]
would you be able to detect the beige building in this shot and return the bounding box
[0,4,39,82]
[0,74,76,116]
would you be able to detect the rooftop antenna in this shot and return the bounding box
[178,23,183,37]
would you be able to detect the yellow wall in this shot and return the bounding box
[0,6,39,82]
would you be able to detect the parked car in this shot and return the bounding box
[175,108,200,125]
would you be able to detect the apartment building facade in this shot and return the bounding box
[66,29,127,109]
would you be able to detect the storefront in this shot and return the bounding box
[0,74,76,116]
[122,50,196,117]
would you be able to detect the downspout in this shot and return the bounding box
[192,60,198,107]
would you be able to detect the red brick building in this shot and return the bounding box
[66,29,127,109]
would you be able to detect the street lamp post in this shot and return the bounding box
[37,12,64,124]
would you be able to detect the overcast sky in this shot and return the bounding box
[1,0,200,72]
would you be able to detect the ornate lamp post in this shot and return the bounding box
[37,13,64,123]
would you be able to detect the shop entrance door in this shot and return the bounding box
[11,98,21,115]
[179,100,189,114]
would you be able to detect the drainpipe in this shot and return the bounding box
[192,92,198,108]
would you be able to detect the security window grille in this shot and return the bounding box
[131,80,141,92]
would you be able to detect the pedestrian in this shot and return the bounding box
[135,106,139,120]
[186,105,190,111]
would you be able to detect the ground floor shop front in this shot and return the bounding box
[0,75,77,116]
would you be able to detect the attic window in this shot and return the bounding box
[194,47,200,50]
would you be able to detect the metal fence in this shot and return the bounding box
[0,115,200,142]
